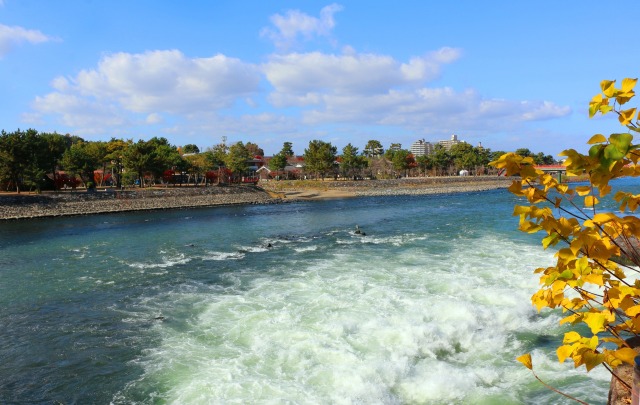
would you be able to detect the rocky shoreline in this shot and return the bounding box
[0,185,277,220]
[261,176,514,198]
[0,177,514,220]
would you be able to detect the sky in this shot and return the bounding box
[1,1,639,157]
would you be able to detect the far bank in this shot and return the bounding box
[0,176,514,220]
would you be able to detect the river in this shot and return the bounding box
[0,187,616,404]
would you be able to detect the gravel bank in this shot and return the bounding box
[1,177,515,220]
[0,185,277,220]
[261,176,514,197]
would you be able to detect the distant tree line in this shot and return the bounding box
[0,128,556,192]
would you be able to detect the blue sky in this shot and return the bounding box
[1,1,639,156]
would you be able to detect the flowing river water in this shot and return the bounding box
[1,185,625,404]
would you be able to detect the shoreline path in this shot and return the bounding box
[0,177,514,220]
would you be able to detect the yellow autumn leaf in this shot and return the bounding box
[625,305,640,317]
[622,77,638,93]
[601,80,616,97]
[563,331,582,344]
[557,345,574,363]
[575,186,591,196]
[583,351,605,371]
[584,312,607,334]
[585,196,599,207]
[612,347,638,365]
[516,353,533,370]
[619,108,637,126]
[587,134,607,144]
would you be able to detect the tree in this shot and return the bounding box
[105,138,130,188]
[123,140,154,187]
[281,141,295,157]
[514,148,534,158]
[0,129,40,192]
[146,137,182,183]
[225,141,251,179]
[390,149,410,176]
[182,144,200,154]
[303,140,337,179]
[61,140,103,189]
[449,143,478,172]
[363,140,384,157]
[340,143,367,179]
[491,78,640,399]
[430,144,452,176]
[39,132,69,190]
[245,142,264,157]
[416,154,432,176]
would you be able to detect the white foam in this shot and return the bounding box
[201,251,245,261]
[128,254,191,269]
[117,230,609,403]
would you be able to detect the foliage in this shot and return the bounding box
[224,142,251,176]
[62,140,105,189]
[491,78,640,384]
[269,153,288,173]
[280,141,295,157]
[303,140,337,179]
[182,144,200,154]
[340,143,367,178]
[245,142,264,157]
[363,139,384,157]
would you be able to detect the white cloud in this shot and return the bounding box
[261,3,343,49]
[28,43,570,152]
[31,92,129,132]
[31,50,261,130]
[264,47,462,105]
[71,50,261,113]
[0,24,55,57]
[261,46,569,137]
[146,113,163,124]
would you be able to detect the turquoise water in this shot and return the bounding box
[0,188,617,404]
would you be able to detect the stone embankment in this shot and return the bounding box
[0,185,276,220]
[1,177,515,220]
[262,176,514,197]
[351,177,513,196]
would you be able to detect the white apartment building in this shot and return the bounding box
[410,139,434,156]
[438,134,464,151]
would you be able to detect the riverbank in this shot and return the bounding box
[261,176,514,199]
[0,176,514,220]
[0,185,276,220]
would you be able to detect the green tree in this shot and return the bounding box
[105,138,130,188]
[225,141,251,179]
[363,140,384,157]
[416,154,432,176]
[61,140,103,189]
[182,144,200,154]
[281,141,295,157]
[0,129,40,193]
[147,137,182,183]
[430,144,453,176]
[340,143,367,179]
[303,140,337,180]
[449,143,479,172]
[39,132,69,190]
[123,140,154,187]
